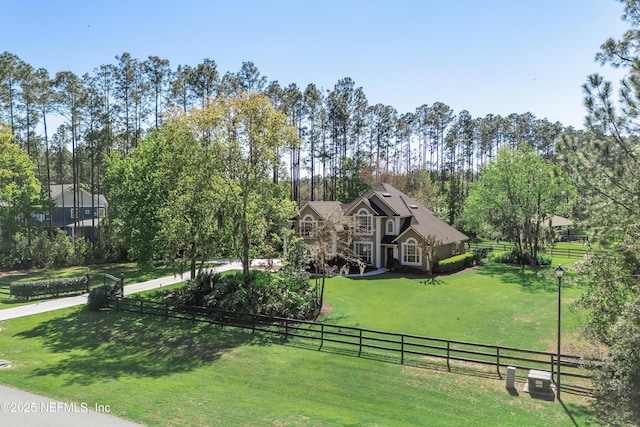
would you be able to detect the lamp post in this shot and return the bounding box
[555,265,565,400]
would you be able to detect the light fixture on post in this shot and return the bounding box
[555,265,565,400]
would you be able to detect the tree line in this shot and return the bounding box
[0,50,572,227]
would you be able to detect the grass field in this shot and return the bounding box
[320,261,586,353]
[0,259,600,426]
[0,305,595,426]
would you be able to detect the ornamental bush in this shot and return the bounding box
[87,283,120,311]
[10,276,89,300]
[493,249,552,266]
[433,253,475,274]
[170,269,318,319]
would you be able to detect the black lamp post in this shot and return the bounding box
[555,265,565,400]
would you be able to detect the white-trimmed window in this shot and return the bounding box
[354,208,373,235]
[402,238,421,266]
[354,241,373,265]
[386,219,395,235]
[299,214,318,237]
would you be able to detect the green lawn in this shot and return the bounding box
[320,261,586,352]
[0,305,595,426]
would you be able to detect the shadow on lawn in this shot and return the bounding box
[475,262,560,293]
[16,308,282,386]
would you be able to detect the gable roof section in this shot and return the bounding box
[49,184,107,208]
[299,201,344,222]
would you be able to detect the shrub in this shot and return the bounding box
[10,276,89,300]
[171,269,317,319]
[493,249,552,266]
[433,253,475,274]
[87,283,120,311]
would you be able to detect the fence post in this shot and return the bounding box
[139,299,143,315]
[252,314,256,333]
[319,324,324,350]
[447,341,451,372]
[401,335,405,365]
[496,347,501,378]
[285,320,289,340]
[358,329,363,357]
[86,273,90,293]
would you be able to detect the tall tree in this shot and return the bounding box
[143,55,171,128]
[0,125,42,267]
[0,52,24,135]
[53,71,86,241]
[556,1,640,421]
[464,146,572,266]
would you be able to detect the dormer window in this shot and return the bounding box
[354,208,373,235]
[386,219,395,235]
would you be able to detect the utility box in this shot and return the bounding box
[527,369,552,393]
[506,366,516,389]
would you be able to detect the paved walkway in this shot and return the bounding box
[0,260,243,322]
[0,384,145,427]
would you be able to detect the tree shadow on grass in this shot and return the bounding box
[16,308,282,386]
[475,262,559,293]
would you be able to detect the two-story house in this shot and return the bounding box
[43,184,108,241]
[294,183,468,272]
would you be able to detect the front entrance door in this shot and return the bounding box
[386,247,395,269]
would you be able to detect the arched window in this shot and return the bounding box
[299,214,317,237]
[402,238,421,265]
[354,208,372,235]
[386,219,395,235]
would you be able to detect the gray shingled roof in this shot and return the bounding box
[299,183,468,244]
[371,183,468,244]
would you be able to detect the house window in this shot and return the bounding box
[354,241,373,265]
[354,209,372,235]
[299,214,318,237]
[70,208,78,219]
[451,242,460,255]
[386,219,395,235]
[85,209,91,215]
[402,238,421,266]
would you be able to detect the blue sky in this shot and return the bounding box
[1,0,629,129]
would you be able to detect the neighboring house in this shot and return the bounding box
[294,183,469,272]
[39,184,108,241]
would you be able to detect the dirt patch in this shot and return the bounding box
[513,315,533,323]
[319,303,334,316]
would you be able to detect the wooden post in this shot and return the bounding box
[496,347,501,378]
[319,324,324,350]
[447,341,451,372]
[358,330,363,357]
[401,335,405,365]
[139,299,143,315]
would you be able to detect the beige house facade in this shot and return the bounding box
[294,183,469,272]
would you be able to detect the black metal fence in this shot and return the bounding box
[109,297,594,393]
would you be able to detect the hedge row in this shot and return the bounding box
[433,253,476,274]
[10,276,89,300]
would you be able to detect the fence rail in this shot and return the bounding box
[109,297,595,392]
[469,242,591,259]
